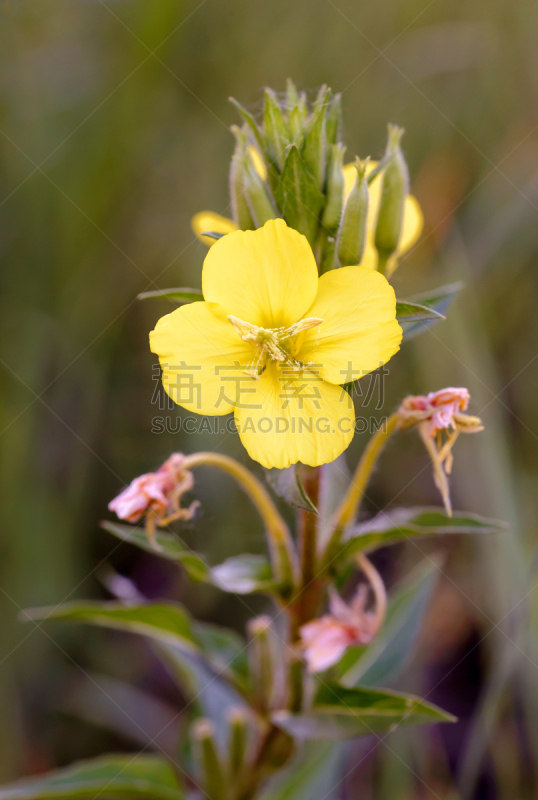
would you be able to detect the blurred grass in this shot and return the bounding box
[1,0,538,795]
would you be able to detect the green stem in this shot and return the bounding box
[182,452,298,588]
[321,412,400,566]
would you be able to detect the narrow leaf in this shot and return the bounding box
[273,684,455,741]
[137,287,203,303]
[0,754,183,800]
[266,466,317,513]
[338,559,439,687]
[101,522,210,583]
[340,507,507,560]
[396,300,446,323]
[23,600,199,653]
[210,554,279,594]
[200,231,226,240]
[259,743,345,800]
[401,281,463,339]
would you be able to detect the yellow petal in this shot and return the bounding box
[191,211,238,247]
[150,301,254,415]
[343,162,423,267]
[234,363,354,469]
[202,219,319,329]
[299,266,402,385]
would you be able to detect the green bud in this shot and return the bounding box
[321,142,345,233]
[302,85,330,191]
[230,127,255,231]
[374,124,409,274]
[247,615,275,714]
[240,139,278,227]
[285,78,300,112]
[191,718,226,800]
[325,93,342,146]
[227,708,249,780]
[263,88,289,172]
[337,158,370,267]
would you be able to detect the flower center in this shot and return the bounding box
[228,314,323,378]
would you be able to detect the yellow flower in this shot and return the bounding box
[343,161,423,276]
[150,219,401,469]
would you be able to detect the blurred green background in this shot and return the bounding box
[1,0,538,797]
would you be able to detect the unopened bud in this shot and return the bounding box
[322,143,345,234]
[302,85,329,191]
[374,124,409,274]
[243,149,278,227]
[264,88,289,172]
[227,707,249,780]
[337,158,369,267]
[325,93,342,146]
[229,127,255,231]
[191,718,226,800]
[247,615,274,714]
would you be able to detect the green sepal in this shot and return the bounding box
[302,85,330,191]
[275,145,324,245]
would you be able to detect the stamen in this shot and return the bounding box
[227,314,324,372]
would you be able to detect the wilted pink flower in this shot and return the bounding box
[397,387,483,515]
[108,453,198,547]
[398,387,472,436]
[300,585,380,673]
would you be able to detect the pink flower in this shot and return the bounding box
[399,387,470,436]
[300,587,379,673]
[397,388,483,515]
[108,454,198,546]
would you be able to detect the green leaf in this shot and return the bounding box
[337,559,439,688]
[259,743,345,800]
[200,231,226,240]
[23,600,199,653]
[275,145,324,245]
[266,466,317,513]
[211,554,279,594]
[339,506,507,560]
[401,281,463,339]
[0,754,183,800]
[396,300,446,323]
[137,287,203,303]
[272,684,455,740]
[318,455,351,545]
[101,522,210,583]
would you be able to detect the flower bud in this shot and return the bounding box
[374,124,409,274]
[263,88,289,171]
[288,92,308,147]
[337,158,369,267]
[325,93,342,146]
[191,718,226,800]
[229,127,255,231]
[242,147,278,228]
[321,143,345,234]
[247,615,275,714]
[302,85,329,191]
[227,707,249,780]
